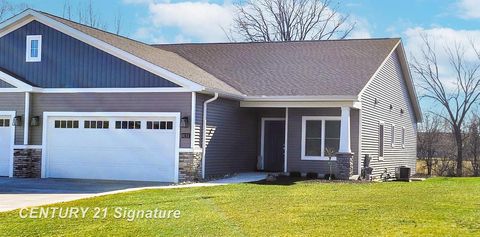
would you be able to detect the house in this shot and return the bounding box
[0,10,422,183]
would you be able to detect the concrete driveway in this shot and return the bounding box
[0,178,169,212]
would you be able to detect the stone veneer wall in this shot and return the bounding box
[336,152,354,180]
[179,151,202,182]
[13,149,42,178]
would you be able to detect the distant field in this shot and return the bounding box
[416,159,476,176]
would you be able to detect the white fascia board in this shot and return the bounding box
[243,95,359,101]
[240,100,361,108]
[0,71,34,91]
[0,10,204,92]
[38,87,192,93]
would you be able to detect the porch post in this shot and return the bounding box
[284,107,288,173]
[339,106,351,153]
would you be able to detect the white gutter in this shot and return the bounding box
[201,93,219,179]
[23,92,30,145]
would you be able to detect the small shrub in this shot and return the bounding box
[306,172,318,179]
[289,171,301,177]
[324,174,336,180]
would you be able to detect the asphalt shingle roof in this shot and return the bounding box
[154,39,400,96]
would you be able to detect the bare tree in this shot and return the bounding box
[114,11,122,35]
[229,0,355,42]
[0,0,27,22]
[417,113,442,176]
[466,115,480,176]
[410,35,480,176]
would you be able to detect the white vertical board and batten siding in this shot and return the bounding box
[360,51,417,175]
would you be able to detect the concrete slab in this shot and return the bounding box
[0,173,267,212]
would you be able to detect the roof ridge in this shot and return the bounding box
[152,38,401,47]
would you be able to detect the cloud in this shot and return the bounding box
[128,1,234,43]
[456,0,480,19]
[347,15,372,39]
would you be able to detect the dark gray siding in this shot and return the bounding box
[196,94,257,176]
[0,93,25,145]
[0,21,179,88]
[360,51,418,176]
[0,80,14,88]
[286,108,360,175]
[29,92,191,147]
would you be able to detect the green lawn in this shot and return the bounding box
[1,178,479,236]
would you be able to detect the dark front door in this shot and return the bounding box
[263,120,285,172]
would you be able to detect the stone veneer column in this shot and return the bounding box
[13,149,42,178]
[179,151,203,182]
[336,152,354,180]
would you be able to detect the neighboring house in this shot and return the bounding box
[0,9,422,183]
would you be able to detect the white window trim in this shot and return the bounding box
[391,123,396,147]
[401,126,406,149]
[301,116,341,161]
[379,121,385,161]
[26,35,42,62]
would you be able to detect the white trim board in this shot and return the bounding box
[0,10,204,92]
[40,111,181,183]
[260,117,285,170]
[0,111,16,177]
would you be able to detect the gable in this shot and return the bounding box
[0,20,180,88]
[0,80,14,88]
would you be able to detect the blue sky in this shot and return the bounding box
[8,0,480,113]
[12,0,480,43]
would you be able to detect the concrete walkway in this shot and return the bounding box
[0,173,267,212]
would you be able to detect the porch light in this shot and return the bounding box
[12,116,22,126]
[30,116,40,127]
[181,117,189,128]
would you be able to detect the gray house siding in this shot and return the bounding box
[360,51,418,176]
[0,93,25,145]
[196,93,257,176]
[0,21,179,88]
[0,80,14,88]
[287,108,360,175]
[29,92,192,147]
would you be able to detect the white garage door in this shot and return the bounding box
[0,116,12,177]
[45,114,178,182]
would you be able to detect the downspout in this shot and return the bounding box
[202,93,218,179]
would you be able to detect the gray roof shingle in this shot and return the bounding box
[154,39,400,97]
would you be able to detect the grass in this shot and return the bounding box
[1,177,480,236]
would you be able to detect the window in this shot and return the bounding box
[301,116,341,160]
[26,35,42,62]
[54,120,79,129]
[401,127,406,149]
[146,121,174,130]
[391,124,396,147]
[115,120,141,129]
[84,120,109,129]
[0,119,10,127]
[379,122,385,160]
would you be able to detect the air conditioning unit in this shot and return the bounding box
[395,166,411,181]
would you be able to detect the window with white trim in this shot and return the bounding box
[391,124,395,147]
[401,127,406,148]
[26,35,42,62]
[301,116,341,160]
[379,122,385,160]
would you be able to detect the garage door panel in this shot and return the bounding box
[0,116,12,177]
[46,115,177,182]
